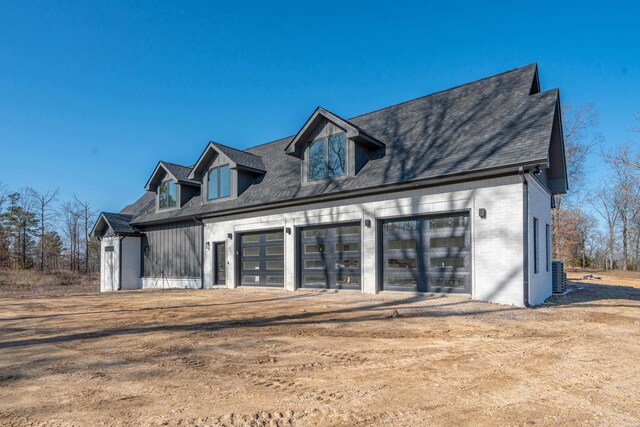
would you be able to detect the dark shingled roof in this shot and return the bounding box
[116,64,559,226]
[161,162,198,184]
[211,142,265,171]
[91,212,136,236]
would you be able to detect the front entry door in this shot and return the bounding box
[214,242,226,285]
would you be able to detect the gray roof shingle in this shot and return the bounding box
[121,64,558,225]
[211,142,265,171]
[100,212,136,234]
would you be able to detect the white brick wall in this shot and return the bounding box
[527,175,553,305]
[202,175,532,306]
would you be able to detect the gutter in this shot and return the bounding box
[519,167,531,308]
[131,160,548,227]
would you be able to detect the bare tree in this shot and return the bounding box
[552,103,600,262]
[591,186,621,270]
[60,201,81,271]
[29,188,60,271]
[73,196,97,273]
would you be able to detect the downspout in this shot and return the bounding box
[118,236,125,291]
[193,217,205,289]
[519,167,531,308]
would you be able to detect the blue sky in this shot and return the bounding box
[1,0,638,213]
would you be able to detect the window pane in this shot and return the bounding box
[388,239,416,250]
[335,225,359,235]
[336,259,359,269]
[304,275,326,285]
[266,232,284,241]
[243,261,260,270]
[308,139,326,180]
[266,245,284,256]
[387,277,417,287]
[305,244,325,253]
[208,168,218,200]
[385,220,417,232]
[336,243,359,252]
[388,258,416,269]
[159,181,168,208]
[304,260,325,269]
[303,228,325,238]
[328,134,346,176]
[267,261,284,270]
[168,182,177,207]
[242,275,260,285]
[430,216,467,229]
[430,257,465,268]
[242,234,260,243]
[430,236,465,248]
[267,275,284,285]
[431,277,466,289]
[159,181,176,208]
[243,247,259,256]
[337,275,359,285]
[219,165,230,198]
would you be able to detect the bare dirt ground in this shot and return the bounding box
[1,275,639,426]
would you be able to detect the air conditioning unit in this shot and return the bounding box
[552,260,566,293]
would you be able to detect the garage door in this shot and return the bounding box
[239,230,285,287]
[300,224,361,290]
[381,212,470,293]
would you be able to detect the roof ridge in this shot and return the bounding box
[243,64,537,153]
[212,141,262,157]
[347,63,538,121]
[160,160,191,169]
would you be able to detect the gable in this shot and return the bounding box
[285,107,384,158]
[144,162,198,192]
[188,142,265,181]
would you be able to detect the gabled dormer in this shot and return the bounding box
[188,141,265,204]
[144,161,200,211]
[284,107,385,185]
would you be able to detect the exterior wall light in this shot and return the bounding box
[206,242,211,250]
[286,227,292,235]
[143,245,151,256]
[227,233,233,240]
[479,208,487,219]
[364,219,372,228]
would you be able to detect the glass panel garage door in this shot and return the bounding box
[240,230,284,287]
[300,224,361,290]
[381,213,470,293]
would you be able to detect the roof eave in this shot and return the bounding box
[130,159,547,226]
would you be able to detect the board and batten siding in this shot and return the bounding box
[141,221,202,279]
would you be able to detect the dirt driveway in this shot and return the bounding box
[1,281,639,426]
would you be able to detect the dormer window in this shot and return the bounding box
[158,180,177,209]
[308,133,346,181]
[207,165,231,200]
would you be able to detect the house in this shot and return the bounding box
[91,64,567,307]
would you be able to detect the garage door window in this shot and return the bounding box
[382,213,470,293]
[240,230,285,287]
[300,223,361,290]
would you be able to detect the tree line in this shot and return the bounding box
[554,109,640,270]
[0,187,100,273]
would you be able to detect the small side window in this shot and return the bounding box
[159,180,177,209]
